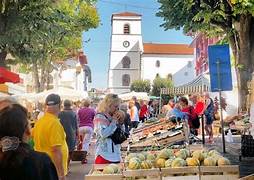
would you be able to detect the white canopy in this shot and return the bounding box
[118,91,149,101]
[14,87,88,103]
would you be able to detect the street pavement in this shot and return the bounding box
[67,140,96,180]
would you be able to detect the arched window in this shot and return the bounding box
[155,73,160,78]
[122,74,130,86]
[124,24,130,34]
[122,56,131,68]
[155,60,160,68]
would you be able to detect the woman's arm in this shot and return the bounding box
[94,116,117,138]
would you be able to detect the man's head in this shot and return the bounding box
[45,94,61,115]
[63,99,72,109]
[132,96,137,102]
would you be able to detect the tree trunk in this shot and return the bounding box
[32,62,40,93]
[235,14,253,111]
[40,63,46,92]
[0,51,7,67]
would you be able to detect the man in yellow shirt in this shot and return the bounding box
[33,94,68,180]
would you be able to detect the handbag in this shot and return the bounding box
[110,126,128,145]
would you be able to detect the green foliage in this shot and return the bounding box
[151,76,173,97]
[130,79,151,93]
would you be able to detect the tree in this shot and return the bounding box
[157,0,254,111]
[151,76,173,97]
[130,79,151,93]
[0,0,99,92]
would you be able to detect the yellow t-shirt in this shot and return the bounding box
[32,112,68,175]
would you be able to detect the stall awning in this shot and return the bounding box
[0,67,20,84]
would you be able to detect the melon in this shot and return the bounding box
[137,153,146,161]
[128,157,141,170]
[175,149,189,160]
[171,158,186,168]
[103,166,115,174]
[217,157,230,166]
[186,157,199,166]
[208,150,220,157]
[203,157,216,166]
[165,158,174,168]
[141,160,153,169]
[158,149,174,159]
[92,170,103,175]
[155,158,166,168]
[126,153,137,161]
[108,164,120,173]
[146,154,156,161]
[192,150,205,162]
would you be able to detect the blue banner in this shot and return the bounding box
[208,44,233,92]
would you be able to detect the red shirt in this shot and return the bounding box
[195,101,205,115]
[139,105,148,118]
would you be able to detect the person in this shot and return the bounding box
[132,96,141,111]
[0,100,58,180]
[161,99,175,115]
[77,98,96,164]
[203,92,215,143]
[148,100,154,117]
[179,96,199,135]
[93,94,123,164]
[139,100,148,122]
[119,103,131,135]
[32,94,68,179]
[58,100,79,169]
[128,100,140,129]
[166,103,184,124]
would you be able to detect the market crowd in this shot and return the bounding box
[0,93,215,180]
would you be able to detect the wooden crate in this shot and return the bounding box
[85,164,124,180]
[160,166,199,180]
[199,165,239,180]
[239,174,254,180]
[123,168,161,180]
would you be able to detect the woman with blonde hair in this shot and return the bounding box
[94,94,123,164]
[128,100,139,129]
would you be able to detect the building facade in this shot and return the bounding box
[108,12,194,94]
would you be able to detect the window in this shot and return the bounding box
[122,56,131,68]
[122,74,130,86]
[124,24,130,34]
[155,60,160,68]
[156,73,160,78]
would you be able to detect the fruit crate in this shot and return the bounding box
[160,166,199,180]
[199,165,239,180]
[85,163,124,180]
[123,168,161,180]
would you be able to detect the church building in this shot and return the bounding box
[108,12,194,94]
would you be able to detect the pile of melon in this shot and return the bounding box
[92,164,121,175]
[125,149,231,170]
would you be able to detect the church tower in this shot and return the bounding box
[108,12,143,94]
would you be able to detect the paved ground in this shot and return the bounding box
[66,136,254,179]
[66,139,96,180]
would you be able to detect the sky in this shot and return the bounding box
[82,0,193,90]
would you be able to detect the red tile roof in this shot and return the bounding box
[143,43,194,55]
[113,12,142,17]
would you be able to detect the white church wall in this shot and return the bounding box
[173,60,195,86]
[108,69,140,94]
[112,18,142,35]
[111,35,143,52]
[109,51,141,69]
[141,54,193,84]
